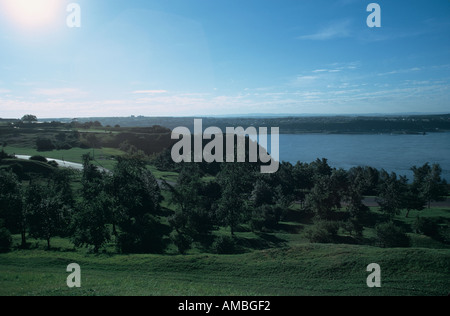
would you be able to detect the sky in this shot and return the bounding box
[0,0,449,118]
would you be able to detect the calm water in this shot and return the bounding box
[259,132,450,181]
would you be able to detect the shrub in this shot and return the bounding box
[0,150,13,160]
[47,160,59,168]
[250,205,283,232]
[212,236,236,254]
[57,143,73,150]
[36,138,55,151]
[0,227,12,253]
[29,155,48,163]
[375,222,410,248]
[304,220,340,243]
[413,217,439,237]
[342,218,364,238]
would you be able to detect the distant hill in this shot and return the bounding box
[46,114,450,134]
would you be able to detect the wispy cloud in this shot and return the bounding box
[32,88,87,97]
[298,20,352,41]
[377,67,422,76]
[132,90,168,94]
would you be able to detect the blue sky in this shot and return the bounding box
[0,0,449,118]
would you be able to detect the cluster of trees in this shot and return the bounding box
[36,132,80,151]
[0,153,448,254]
[159,158,447,251]
[0,155,165,253]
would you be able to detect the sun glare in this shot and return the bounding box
[1,0,62,30]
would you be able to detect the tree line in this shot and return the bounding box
[0,152,448,254]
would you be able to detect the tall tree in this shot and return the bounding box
[0,170,25,246]
[81,153,104,200]
[376,171,408,219]
[25,180,72,249]
[72,193,111,253]
[402,186,425,218]
[343,182,370,237]
[306,170,346,220]
[216,163,254,236]
[165,164,215,251]
[112,157,164,253]
[412,163,447,209]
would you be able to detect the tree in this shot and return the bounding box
[412,163,447,209]
[310,158,333,179]
[251,178,275,207]
[216,163,254,236]
[343,184,370,237]
[77,153,115,249]
[292,162,314,208]
[25,180,72,249]
[36,137,55,151]
[72,194,111,253]
[112,157,164,253]
[348,166,380,196]
[81,153,105,201]
[21,115,37,123]
[250,204,282,232]
[376,171,408,219]
[165,164,215,248]
[375,222,410,248]
[166,164,202,214]
[402,186,425,218]
[51,169,75,208]
[0,170,25,246]
[306,172,344,220]
[86,133,100,149]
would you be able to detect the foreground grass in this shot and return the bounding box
[1,207,448,296]
[0,243,448,296]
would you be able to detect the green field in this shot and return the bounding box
[1,207,449,296]
[0,242,448,296]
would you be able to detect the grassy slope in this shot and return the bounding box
[1,206,449,296]
[0,243,448,296]
[1,145,448,296]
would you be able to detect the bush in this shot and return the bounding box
[47,160,59,168]
[0,227,12,253]
[342,218,364,238]
[57,143,73,150]
[0,150,13,160]
[36,138,55,151]
[304,220,340,243]
[375,222,410,248]
[29,155,48,163]
[413,217,439,237]
[212,236,236,254]
[250,205,281,232]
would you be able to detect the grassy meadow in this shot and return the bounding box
[1,207,449,296]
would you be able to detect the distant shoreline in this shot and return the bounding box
[2,114,450,136]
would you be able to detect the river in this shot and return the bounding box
[257,132,450,181]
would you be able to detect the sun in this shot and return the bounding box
[1,0,62,30]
